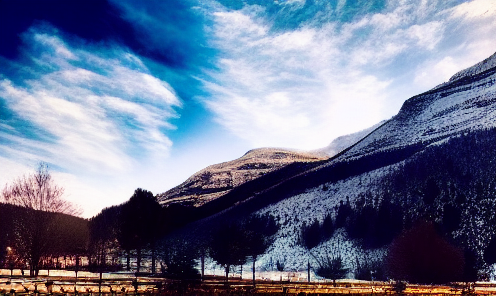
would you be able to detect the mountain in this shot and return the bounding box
[165,52,496,281]
[449,51,496,82]
[311,121,386,157]
[157,120,392,208]
[157,148,326,207]
[247,51,496,273]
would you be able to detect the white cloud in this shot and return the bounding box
[449,0,496,19]
[0,31,180,175]
[0,29,184,217]
[406,21,444,50]
[203,0,496,150]
[414,56,459,88]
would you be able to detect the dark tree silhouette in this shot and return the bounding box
[483,236,496,266]
[423,178,440,206]
[300,214,335,251]
[335,198,352,228]
[301,219,321,249]
[48,213,89,272]
[209,222,248,282]
[303,231,348,284]
[160,238,200,280]
[1,163,80,276]
[441,203,461,233]
[243,215,278,285]
[463,248,478,282]
[315,255,347,284]
[119,188,163,273]
[276,258,285,272]
[321,214,335,241]
[387,221,464,284]
[89,205,121,272]
[0,203,17,268]
[354,255,385,281]
[346,204,376,244]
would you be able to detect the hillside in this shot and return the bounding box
[157,148,326,207]
[252,50,496,274]
[166,51,496,280]
[157,124,391,208]
[311,121,386,157]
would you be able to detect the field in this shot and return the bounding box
[2,270,496,295]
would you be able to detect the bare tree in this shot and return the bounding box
[2,163,79,215]
[2,162,81,276]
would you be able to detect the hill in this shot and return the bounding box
[164,51,496,281]
[157,148,326,207]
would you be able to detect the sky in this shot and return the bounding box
[1,0,495,218]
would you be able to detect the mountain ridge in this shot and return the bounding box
[157,148,326,207]
[164,51,496,276]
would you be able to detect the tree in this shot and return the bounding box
[88,206,121,272]
[441,204,461,233]
[0,203,17,268]
[315,255,347,284]
[311,239,348,285]
[118,188,163,273]
[353,252,386,281]
[483,236,496,267]
[335,198,352,228]
[301,220,322,249]
[1,162,80,276]
[209,222,248,282]
[243,215,278,285]
[423,178,440,206]
[386,221,464,284]
[2,163,78,214]
[321,214,335,241]
[159,238,200,280]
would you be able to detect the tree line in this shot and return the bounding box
[0,163,279,283]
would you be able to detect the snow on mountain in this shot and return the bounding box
[311,121,386,158]
[256,165,395,273]
[336,54,496,162]
[167,52,496,279]
[246,51,496,275]
[449,51,496,82]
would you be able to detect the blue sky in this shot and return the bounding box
[1,0,495,217]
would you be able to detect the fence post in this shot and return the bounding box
[307,261,311,283]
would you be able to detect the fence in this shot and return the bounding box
[2,270,496,295]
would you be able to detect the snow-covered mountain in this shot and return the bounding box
[166,51,496,280]
[251,50,496,274]
[449,51,496,82]
[311,121,386,157]
[158,120,388,208]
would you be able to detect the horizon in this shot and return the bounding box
[1,0,496,218]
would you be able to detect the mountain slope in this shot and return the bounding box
[449,51,496,82]
[311,120,386,157]
[158,119,390,209]
[157,148,325,207]
[167,51,496,277]
[249,51,496,272]
[337,58,496,162]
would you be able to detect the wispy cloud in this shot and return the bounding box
[0,28,180,174]
[1,0,495,217]
[202,0,496,149]
[0,26,183,216]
